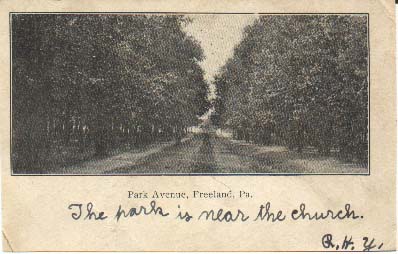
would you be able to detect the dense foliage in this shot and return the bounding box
[12,14,209,170]
[214,15,368,162]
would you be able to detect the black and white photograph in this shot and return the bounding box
[11,13,369,175]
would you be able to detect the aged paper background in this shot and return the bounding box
[0,0,396,251]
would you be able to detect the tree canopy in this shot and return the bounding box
[12,14,210,170]
[214,15,368,161]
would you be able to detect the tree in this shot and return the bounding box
[12,14,209,171]
[214,15,368,162]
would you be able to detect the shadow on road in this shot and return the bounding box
[192,132,216,173]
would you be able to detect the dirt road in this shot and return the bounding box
[95,133,368,174]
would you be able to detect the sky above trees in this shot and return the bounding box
[184,14,257,99]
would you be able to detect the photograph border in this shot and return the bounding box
[9,12,371,176]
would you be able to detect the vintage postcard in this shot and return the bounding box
[0,0,396,252]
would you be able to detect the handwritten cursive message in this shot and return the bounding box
[68,200,362,223]
[67,200,383,251]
